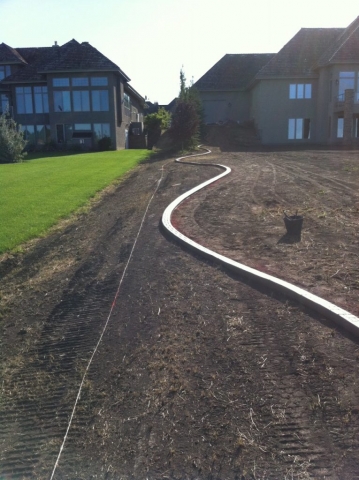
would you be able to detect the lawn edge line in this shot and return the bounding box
[161,146,359,338]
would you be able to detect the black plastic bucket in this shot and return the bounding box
[284,215,303,235]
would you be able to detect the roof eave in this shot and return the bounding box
[1,79,47,84]
[254,73,319,80]
[125,84,145,104]
[36,68,130,81]
[197,87,245,92]
[0,60,28,65]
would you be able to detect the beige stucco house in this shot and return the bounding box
[195,16,359,146]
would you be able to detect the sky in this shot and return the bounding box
[1,0,358,104]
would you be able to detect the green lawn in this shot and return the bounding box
[0,150,150,254]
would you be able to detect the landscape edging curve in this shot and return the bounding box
[161,147,359,337]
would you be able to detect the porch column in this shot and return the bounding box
[343,88,354,145]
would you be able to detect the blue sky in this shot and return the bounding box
[1,0,358,103]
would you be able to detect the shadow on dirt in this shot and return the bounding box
[277,233,302,244]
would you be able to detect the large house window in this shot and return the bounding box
[91,90,109,111]
[73,90,90,111]
[124,93,131,116]
[36,125,51,144]
[289,84,311,99]
[54,91,71,112]
[337,117,344,138]
[0,65,11,80]
[94,123,110,139]
[90,77,108,86]
[0,94,9,114]
[21,125,35,143]
[16,87,33,114]
[338,72,355,100]
[288,118,310,139]
[53,78,70,87]
[34,86,49,113]
[72,77,89,87]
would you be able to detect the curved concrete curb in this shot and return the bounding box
[161,147,359,337]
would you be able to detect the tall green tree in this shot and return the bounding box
[169,69,203,150]
[144,107,171,149]
[0,111,27,163]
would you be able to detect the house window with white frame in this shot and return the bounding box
[289,84,312,99]
[288,118,310,139]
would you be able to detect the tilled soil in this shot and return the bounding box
[1,149,359,479]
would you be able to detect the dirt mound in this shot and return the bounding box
[204,121,261,150]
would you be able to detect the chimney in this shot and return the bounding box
[53,41,58,47]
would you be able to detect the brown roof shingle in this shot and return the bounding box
[0,43,27,65]
[256,28,343,78]
[195,53,275,91]
[316,16,359,66]
[2,40,130,83]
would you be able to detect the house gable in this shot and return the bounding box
[316,16,359,67]
[255,28,343,79]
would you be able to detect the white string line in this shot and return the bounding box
[49,162,167,480]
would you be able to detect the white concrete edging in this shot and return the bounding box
[161,147,359,337]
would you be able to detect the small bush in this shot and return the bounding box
[0,111,27,163]
[98,136,112,151]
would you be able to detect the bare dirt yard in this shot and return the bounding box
[1,146,359,479]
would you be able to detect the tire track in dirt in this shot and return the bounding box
[2,152,359,478]
[0,163,172,479]
[0,267,121,478]
[273,160,357,193]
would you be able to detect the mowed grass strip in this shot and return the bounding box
[0,150,150,254]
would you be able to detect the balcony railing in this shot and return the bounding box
[336,92,359,103]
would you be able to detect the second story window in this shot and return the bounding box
[53,78,70,87]
[73,90,90,111]
[338,72,355,101]
[124,93,131,114]
[90,77,108,86]
[54,91,71,112]
[72,77,89,87]
[34,86,49,113]
[91,90,109,111]
[16,87,33,114]
[0,65,11,81]
[289,84,312,99]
